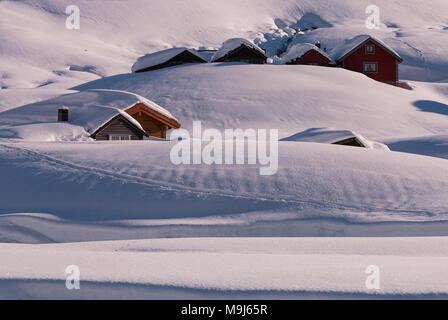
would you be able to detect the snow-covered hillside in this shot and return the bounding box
[1,0,448,91]
[1,0,448,300]
[1,139,448,229]
[74,64,448,140]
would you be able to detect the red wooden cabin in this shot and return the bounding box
[282,43,331,66]
[335,35,403,85]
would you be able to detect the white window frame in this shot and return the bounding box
[363,62,378,74]
[109,134,132,141]
[365,44,375,54]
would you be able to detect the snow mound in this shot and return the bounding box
[281,128,390,150]
[0,89,177,141]
[385,134,448,160]
[74,63,448,139]
[131,47,204,73]
[211,38,266,62]
[279,43,330,64]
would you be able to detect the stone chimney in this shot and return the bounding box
[58,107,69,122]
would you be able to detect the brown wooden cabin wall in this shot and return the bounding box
[130,112,167,138]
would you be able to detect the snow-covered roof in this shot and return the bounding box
[0,89,179,140]
[281,128,390,150]
[280,43,331,64]
[331,34,402,62]
[211,38,266,62]
[132,47,205,72]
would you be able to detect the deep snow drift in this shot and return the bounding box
[281,128,390,150]
[74,63,448,140]
[1,139,448,226]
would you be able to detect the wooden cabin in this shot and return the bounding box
[280,128,389,150]
[0,89,181,142]
[332,136,365,147]
[125,102,180,139]
[90,102,181,140]
[91,114,148,140]
[132,48,207,73]
[212,38,267,64]
[334,35,403,85]
[281,43,331,66]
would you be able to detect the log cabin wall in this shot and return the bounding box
[130,112,167,138]
[93,115,144,140]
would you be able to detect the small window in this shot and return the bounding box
[366,44,375,54]
[363,62,378,73]
[109,134,131,141]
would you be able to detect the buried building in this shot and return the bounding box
[0,89,180,141]
[132,47,207,73]
[281,128,390,150]
[211,38,267,64]
[280,43,331,66]
[332,35,403,85]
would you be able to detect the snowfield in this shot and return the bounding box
[2,237,448,299]
[73,64,448,139]
[1,0,448,299]
[1,139,448,229]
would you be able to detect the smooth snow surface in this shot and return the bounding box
[2,237,448,299]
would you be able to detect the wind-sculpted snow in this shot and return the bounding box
[1,141,447,225]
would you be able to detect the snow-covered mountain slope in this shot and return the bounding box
[1,0,447,90]
[2,237,448,299]
[74,64,448,140]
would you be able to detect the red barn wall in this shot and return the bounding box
[342,40,399,84]
[298,50,330,65]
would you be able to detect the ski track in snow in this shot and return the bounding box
[1,142,447,222]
